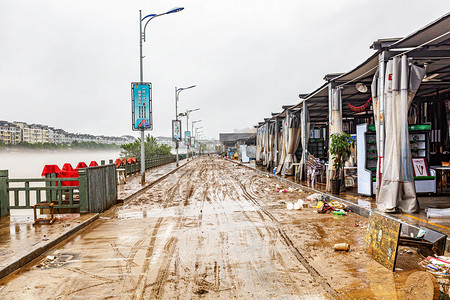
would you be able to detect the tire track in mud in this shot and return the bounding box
[147,236,179,299]
[136,161,207,299]
[233,173,340,299]
[129,157,333,299]
[132,217,164,300]
[143,213,189,299]
[193,158,245,297]
[215,170,282,297]
[115,217,166,295]
[58,267,116,298]
[162,167,196,207]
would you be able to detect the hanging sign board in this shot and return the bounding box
[131,82,152,131]
[172,120,181,142]
[191,137,195,148]
[195,140,199,149]
[185,131,191,146]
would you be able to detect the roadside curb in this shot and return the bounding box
[119,159,190,204]
[0,213,99,280]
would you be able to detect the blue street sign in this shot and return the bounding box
[131,82,152,131]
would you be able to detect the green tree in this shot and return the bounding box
[120,134,171,158]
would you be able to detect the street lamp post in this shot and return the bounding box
[175,85,196,166]
[196,127,203,156]
[180,109,199,161]
[138,7,184,185]
[191,120,202,158]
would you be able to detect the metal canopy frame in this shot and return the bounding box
[254,12,450,129]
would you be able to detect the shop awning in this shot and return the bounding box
[388,12,450,50]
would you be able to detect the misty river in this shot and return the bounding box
[0,150,122,178]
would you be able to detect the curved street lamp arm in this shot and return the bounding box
[142,7,184,42]
[142,14,163,42]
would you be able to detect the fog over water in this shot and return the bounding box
[0,150,121,178]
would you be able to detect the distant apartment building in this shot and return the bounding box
[0,121,21,144]
[0,120,136,145]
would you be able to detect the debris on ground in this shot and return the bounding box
[329,200,345,210]
[315,198,349,215]
[276,186,299,193]
[417,229,427,238]
[306,193,322,201]
[354,221,364,227]
[286,199,304,210]
[334,243,350,251]
[426,208,450,218]
[419,256,450,276]
[332,209,347,216]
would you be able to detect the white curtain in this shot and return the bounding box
[371,69,381,196]
[377,55,425,213]
[256,127,262,163]
[267,123,275,170]
[262,124,269,166]
[281,113,301,176]
[299,106,311,180]
[276,117,288,174]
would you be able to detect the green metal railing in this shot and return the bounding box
[0,155,178,218]
[0,169,88,217]
[121,155,178,177]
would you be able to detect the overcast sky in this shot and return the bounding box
[0,1,449,140]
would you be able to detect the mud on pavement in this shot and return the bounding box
[0,156,425,299]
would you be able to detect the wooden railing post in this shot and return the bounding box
[0,170,9,217]
[78,169,89,214]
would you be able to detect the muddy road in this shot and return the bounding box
[0,157,423,299]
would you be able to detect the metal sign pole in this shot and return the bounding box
[139,10,145,185]
[175,87,179,166]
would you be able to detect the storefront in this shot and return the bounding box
[255,12,450,213]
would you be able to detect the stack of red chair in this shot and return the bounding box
[60,163,78,186]
[75,162,88,170]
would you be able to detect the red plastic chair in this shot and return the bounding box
[115,159,122,168]
[41,165,62,177]
[62,163,74,172]
[76,162,88,170]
